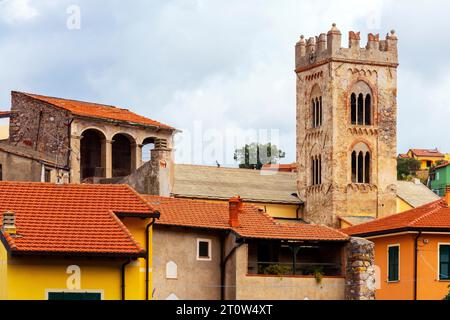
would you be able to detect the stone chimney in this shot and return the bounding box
[148,139,174,197]
[2,211,17,235]
[229,196,243,228]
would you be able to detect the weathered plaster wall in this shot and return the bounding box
[152,227,223,300]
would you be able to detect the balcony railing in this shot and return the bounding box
[248,261,343,277]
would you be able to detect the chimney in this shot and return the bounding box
[229,196,243,228]
[2,211,17,235]
[148,138,174,197]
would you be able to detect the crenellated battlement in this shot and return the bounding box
[295,23,398,71]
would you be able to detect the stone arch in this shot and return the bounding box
[350,141,372,184]
[141,137,156,163]
[347,78,377,126]
[310,84,323,128]
[80,128,107,180]
[111,132,136,177]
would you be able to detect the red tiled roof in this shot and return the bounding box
[0,182,156,257]
[343,199,450,237]
[433,162,450,171]
[20,92,174,130]
[143,195,348,241]
[409,148,444,158]
[398,154,410,159]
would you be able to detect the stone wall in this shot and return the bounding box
[9,91,71,167]
[345,237,376,300]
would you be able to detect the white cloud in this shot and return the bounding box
[0,0,39,25]
[0,0,450,164]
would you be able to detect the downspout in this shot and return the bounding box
[121,259,132,300]
[414,231,422,300]
[220,237,245,301]
[145,213,160,301]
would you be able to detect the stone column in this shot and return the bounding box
[104,140,113,178]
[345,237,376,300]
[70,135,81,183]
[131,143,143,172]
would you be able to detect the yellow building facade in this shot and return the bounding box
[0,182,157,300]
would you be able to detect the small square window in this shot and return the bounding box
[197,239,211,261]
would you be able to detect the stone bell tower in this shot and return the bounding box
[295,24,399,228]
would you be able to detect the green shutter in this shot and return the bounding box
[388,246,399,282]
[440,245,450,280]
[48,292,102,300]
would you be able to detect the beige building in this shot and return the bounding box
[296,25,399,228]
[143,195,352,300]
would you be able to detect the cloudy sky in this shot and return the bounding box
[0,0,449,166]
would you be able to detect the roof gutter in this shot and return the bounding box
[145,212,161,301]
[220,236,245,301]
[121,258,132,300]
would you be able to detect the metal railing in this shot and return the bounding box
[248,261,343,277]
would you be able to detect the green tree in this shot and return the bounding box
[397,158,421,180]
[234,143,285,170]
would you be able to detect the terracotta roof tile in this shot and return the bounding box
[143,195,348,241]
[0,182,155,257]
[21,92,174,130]
[343,199,450,236]
[409,148,444,158]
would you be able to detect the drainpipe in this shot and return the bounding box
[121,259,132,300]
[145,214,160,301]
[220,237,245,301]
[413,231,422,301]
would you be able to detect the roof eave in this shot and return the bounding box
[348,226,450,238]
[72,114,176,132]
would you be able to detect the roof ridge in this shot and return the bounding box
[124,184,157,212]
[409,200,447,226]
[20,91,126,111]
[175,163,296,175]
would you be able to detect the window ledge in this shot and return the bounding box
[387,280,400,284]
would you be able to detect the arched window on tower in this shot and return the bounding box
[350,81,373,126]
[351,142,371,184]
[311,154,322,186]
[311,85,323,128]
[351,94,357,125]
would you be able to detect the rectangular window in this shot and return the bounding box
[44,169,51,183]
[427,160,432,168]
[439,244,450,280]
[388,245,400,282]
[197,239,212,261]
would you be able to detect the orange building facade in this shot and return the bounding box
[343,199,450,300]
